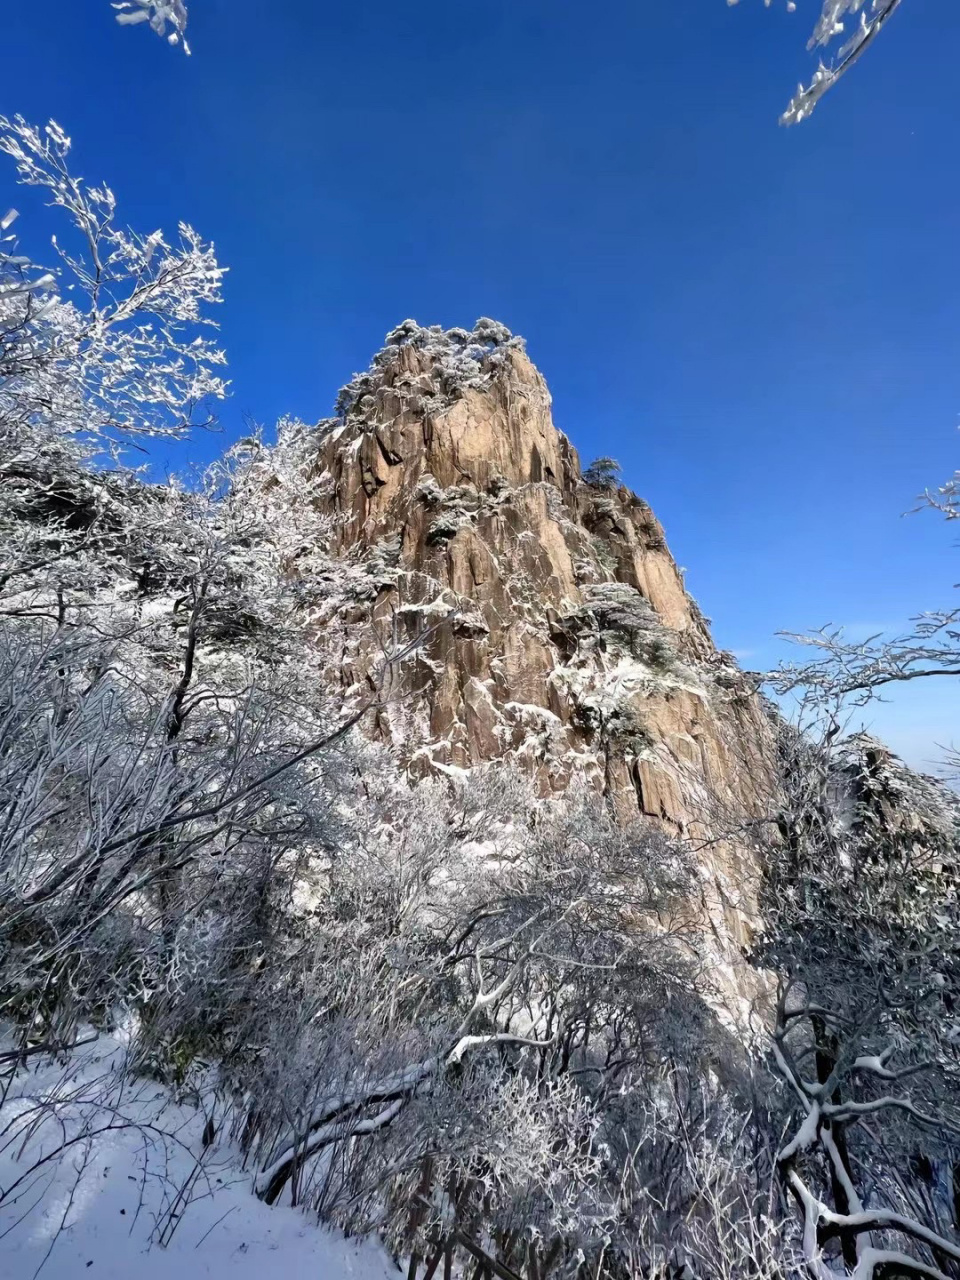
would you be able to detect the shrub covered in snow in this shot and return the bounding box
[331,318,525,427]
[580,581,680,672]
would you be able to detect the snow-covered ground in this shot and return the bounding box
[0,1034,397,1280]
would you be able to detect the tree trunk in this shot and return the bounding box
[811,1014,858,1270]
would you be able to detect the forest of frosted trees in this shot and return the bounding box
[3,5,960,1280]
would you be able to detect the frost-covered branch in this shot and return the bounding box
[727,1,907,123]
[0,114,226,446]
[780,0,904,124]
[113,2,189,53]
[771,617,960,703]
[772,443,960,707]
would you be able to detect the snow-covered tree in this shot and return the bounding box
[0,111,228,647]
[0,115,225,452]
[748,711,960,1278]
[582,456,622,490]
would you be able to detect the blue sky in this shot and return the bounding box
[5,0,960,768]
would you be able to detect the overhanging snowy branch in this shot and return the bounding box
[113,1,189,53]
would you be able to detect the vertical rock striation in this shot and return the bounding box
[292,321,775,879]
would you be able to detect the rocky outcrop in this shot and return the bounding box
[837,733,960,874]
[290,320,775,865]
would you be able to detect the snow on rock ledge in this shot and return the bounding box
[280,322,775,858]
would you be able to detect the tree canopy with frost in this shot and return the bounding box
[745,714,960,1279]
[0,114,226,448]
[583,457,622,490]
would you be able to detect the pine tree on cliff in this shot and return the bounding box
[583,457,622,490]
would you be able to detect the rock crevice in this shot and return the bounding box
[302,320,774,840]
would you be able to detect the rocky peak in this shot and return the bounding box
[299,320,774,845]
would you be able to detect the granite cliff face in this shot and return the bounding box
[291,320,774,862]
